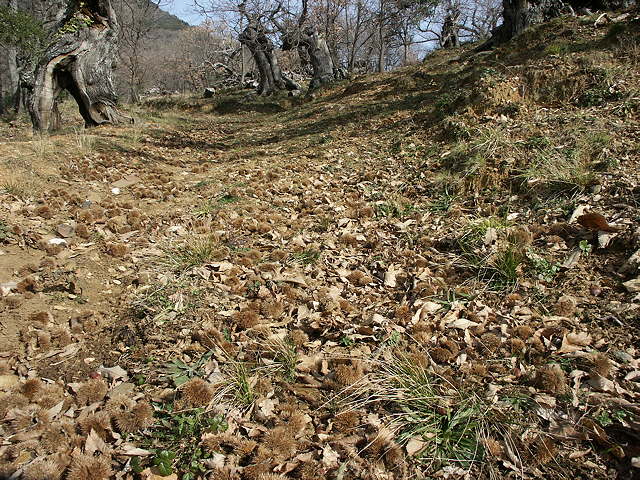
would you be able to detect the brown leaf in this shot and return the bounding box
[577,212,621,233]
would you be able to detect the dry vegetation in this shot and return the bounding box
[1,13,640,480]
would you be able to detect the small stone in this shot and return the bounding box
[111,187,121,195]
[56,223,76,238]
[48,238,67,246]
[613,351,633,363]
[1,282,17,296]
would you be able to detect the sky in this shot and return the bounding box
[165,0,205,25]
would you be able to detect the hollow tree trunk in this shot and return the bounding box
[28,0,132,132]
[239,23,299,96]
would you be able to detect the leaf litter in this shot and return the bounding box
[1,15,640,480]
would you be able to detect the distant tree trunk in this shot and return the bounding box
[7,0,20,112]
[377,18,385,72]
[0,77,4,115]
[282,26,336,90]
[441,8,460,48]
[28,0,132,132]
[239,23,299,95]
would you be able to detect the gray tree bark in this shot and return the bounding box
[489,0,634,46]
[28,0,131,131]
[239,22,299,96]
[7,0,20,112]
[282,26,337,90]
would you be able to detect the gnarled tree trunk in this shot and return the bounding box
[440,8,461,48]
[489,0,634,47]
[28,0,131,132]
[299,27,336,90]
[282,26,338,90]
[239,23,299,96]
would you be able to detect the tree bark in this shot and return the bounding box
[239,23,299,96]
[282,26,337,90]
[7,0,20,112]
[488,0,634,47]
[441,8,460,48]
[28,0,132,132]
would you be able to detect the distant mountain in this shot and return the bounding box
[151,3,190,30]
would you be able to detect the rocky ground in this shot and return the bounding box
[1,13,640,480]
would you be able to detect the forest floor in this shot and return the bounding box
[1,12,640,480]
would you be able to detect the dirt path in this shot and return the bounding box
[2,49,640,478]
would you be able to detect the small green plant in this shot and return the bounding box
[434,92,458,115]
[162,351,214,387]
[141,405,229,478]
[429,288,471,311]
[340,335,355,347]
[0,220,11,243]
[579,239,592,255]
[152,450,176,476]
[527,250,560,282]
[290,249,321,265]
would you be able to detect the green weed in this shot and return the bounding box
[290,249,321,265]
[162,351,214,387]
[139,404,228,479]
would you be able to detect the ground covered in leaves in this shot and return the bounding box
[1,12,640,480]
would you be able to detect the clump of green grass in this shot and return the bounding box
[427,186,457,212]
[290,249,321,265]
[1,179,31,200]
[264,338,298,381]
[73,127,96,153]
[483,247,524,291]
[193,194,241,217]
[165,236,224,271]
[131,279,201,322]
[213,360,257,409]
[342,354,502,469]
[544,42,570,56]
[458,217,511,261]
[519,149,595,196]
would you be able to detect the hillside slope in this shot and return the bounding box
[1,11,640,480]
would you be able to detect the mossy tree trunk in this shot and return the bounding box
[28,0,131,132]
